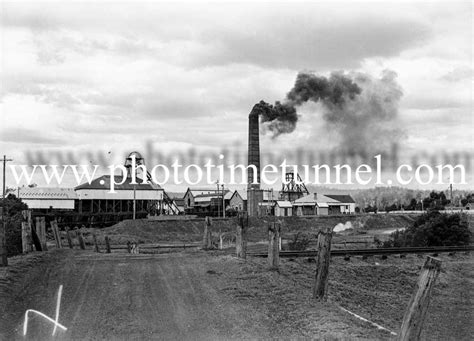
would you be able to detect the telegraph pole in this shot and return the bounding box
[216,180,220,218]
[133,184,136,220]
[450,183,453,207]
[221,184,225,218]
[1,155,13,267]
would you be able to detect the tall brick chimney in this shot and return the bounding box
[247,103,264,216]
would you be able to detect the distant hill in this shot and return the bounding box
[306,185,472,209]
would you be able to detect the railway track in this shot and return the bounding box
[249,245,474,258]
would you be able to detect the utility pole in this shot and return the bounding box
[216,181,220,218]
[450,183,453,207]
[1,155,13,267]
[133,184,136,220]
[270,189,274,217]
[221,184,225,218]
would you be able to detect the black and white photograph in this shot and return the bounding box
[0,0,472,339]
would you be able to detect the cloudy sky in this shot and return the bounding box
[0,0,472,189]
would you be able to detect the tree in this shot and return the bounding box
[403,198,417,210]
[383,211,471,247]
[385,203,398,212]
[1,194,28,256]
[460,193,474,207]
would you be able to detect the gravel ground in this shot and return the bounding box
[229,252,473,340]
[1,249,472,340]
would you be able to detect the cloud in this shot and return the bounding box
[31,30,158,65]
[2,2,432,70]
[440,66,473,82]
[191,16,430,70]
[0,128,65,145]
[0,1,471,187]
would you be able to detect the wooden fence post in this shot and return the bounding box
[30,217,42,251]
[55,221,62,248]
[202,216,212,250]
[51,220,62,249]
[313,226,334,300]
[93,234,100,253]
[41,217,48,251]
[65,227,73,249]
[236,212,248,259]
[21,210,32,253]
[398,256,442,341]
[268,222,280,268]
[26,210,33,251]
[78,232,86,250]
[105,236,111,253]
[35,217,48,251]
[35,217,41,250]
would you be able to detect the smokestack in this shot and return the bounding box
[247,103,264,217]
[248,108,260,188]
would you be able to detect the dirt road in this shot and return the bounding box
[3,249,470,340]
[1,251,271,340]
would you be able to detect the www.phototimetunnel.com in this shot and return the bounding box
[0,1,472,340]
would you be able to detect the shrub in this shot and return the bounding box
[1,194,28,257]
[287,232,312,251]
[383,211,471,247]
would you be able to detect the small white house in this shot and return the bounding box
[229,190,247,211]
[275,201,293,217]
[19,187,77,210]
[292,193,356,216]
[324,195,356,214]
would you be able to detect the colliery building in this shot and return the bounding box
[293,193,356,216]
[19,182,356,225]
[181,186,355,217]
[17,129,356,225]
[183,188,231,217]
[18,188,77,210]
[18,173,173,227]
[74,175,164,216]
[244,101,356,217]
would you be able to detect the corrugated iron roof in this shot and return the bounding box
[275,200,292,208]
[231,190,247,201]
[75,175,162,191]
[193,190,230,199]
[294,193,355,206]
[294,193,339,205]
[19,187,77,200]
[324,194,355,203]
[188,188,230,197]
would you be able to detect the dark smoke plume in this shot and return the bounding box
[258,70,403,154]
[258,101,298,136]
[287,72,361,107]
[322,70,403,155]
[259,71,361,138]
